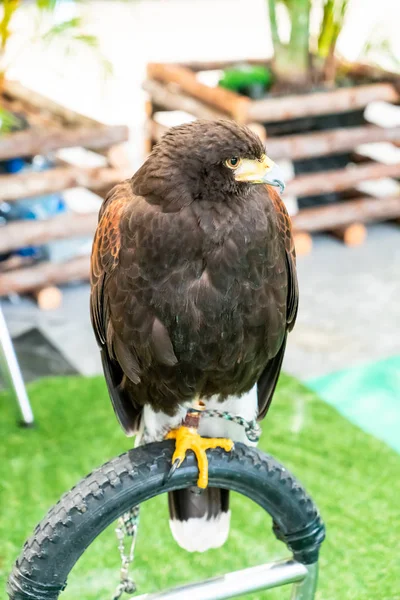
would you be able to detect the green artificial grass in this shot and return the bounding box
[1,375,399,600]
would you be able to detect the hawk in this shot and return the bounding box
[90,120,298,552]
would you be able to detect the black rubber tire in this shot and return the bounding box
[7,441,325,600]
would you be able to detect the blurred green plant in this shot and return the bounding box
[267,0,351,87]
[362,30,400,73]
[0,102,21,132]
[0,1,111,99]
[0,0,112,133]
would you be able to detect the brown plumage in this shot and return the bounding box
[91,119,297,429]
[90,119,298,551]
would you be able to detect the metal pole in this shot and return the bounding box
[0,304,34,425]
[133,559,309,600]
[291,563,319,600]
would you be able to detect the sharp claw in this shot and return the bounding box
[165,457,181,483]
[165,425,234,489]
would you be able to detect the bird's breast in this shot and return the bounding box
[125,197,285,362]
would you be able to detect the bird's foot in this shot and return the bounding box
[166,426,234,489]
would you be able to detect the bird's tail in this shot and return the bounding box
[168,487,230,553]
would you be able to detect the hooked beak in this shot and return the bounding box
[234,154,285,193]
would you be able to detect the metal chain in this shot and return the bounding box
[201,409,262,443]
[111,410,261,598]
[112,506,140,600]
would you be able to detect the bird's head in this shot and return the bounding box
[132,120,285,211]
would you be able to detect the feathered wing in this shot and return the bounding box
[257,188,299,420]
[90,182,144,436]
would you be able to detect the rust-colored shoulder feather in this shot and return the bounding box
[268,186,298,329]
[90,182,130,345]
[90,181,142,435]
[256,186,299,420]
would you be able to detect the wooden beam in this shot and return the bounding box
[330,223,367,246]
[106,143,135,172]
[4,79,101,128]
[247,83,399,123]
[33,286,63,311]
[0,165,127,203]
[0,212,98,254]
[0,255,34,273]
[291,195,400,232]
[342,60,400,87]
[285,162,400,198]
[143,79,226,120]
[143,136,153,158]
[0,255,90,296]
[293,231,313,256]
[266,125,400,161]
[147,119,169,143]
[147,63,250,121]
[181,58,271,72]
[0,125,129,162]
[247,123,267,144]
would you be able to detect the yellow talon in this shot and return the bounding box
[166,426,234,488]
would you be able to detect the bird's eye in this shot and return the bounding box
[225,157,242,169]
